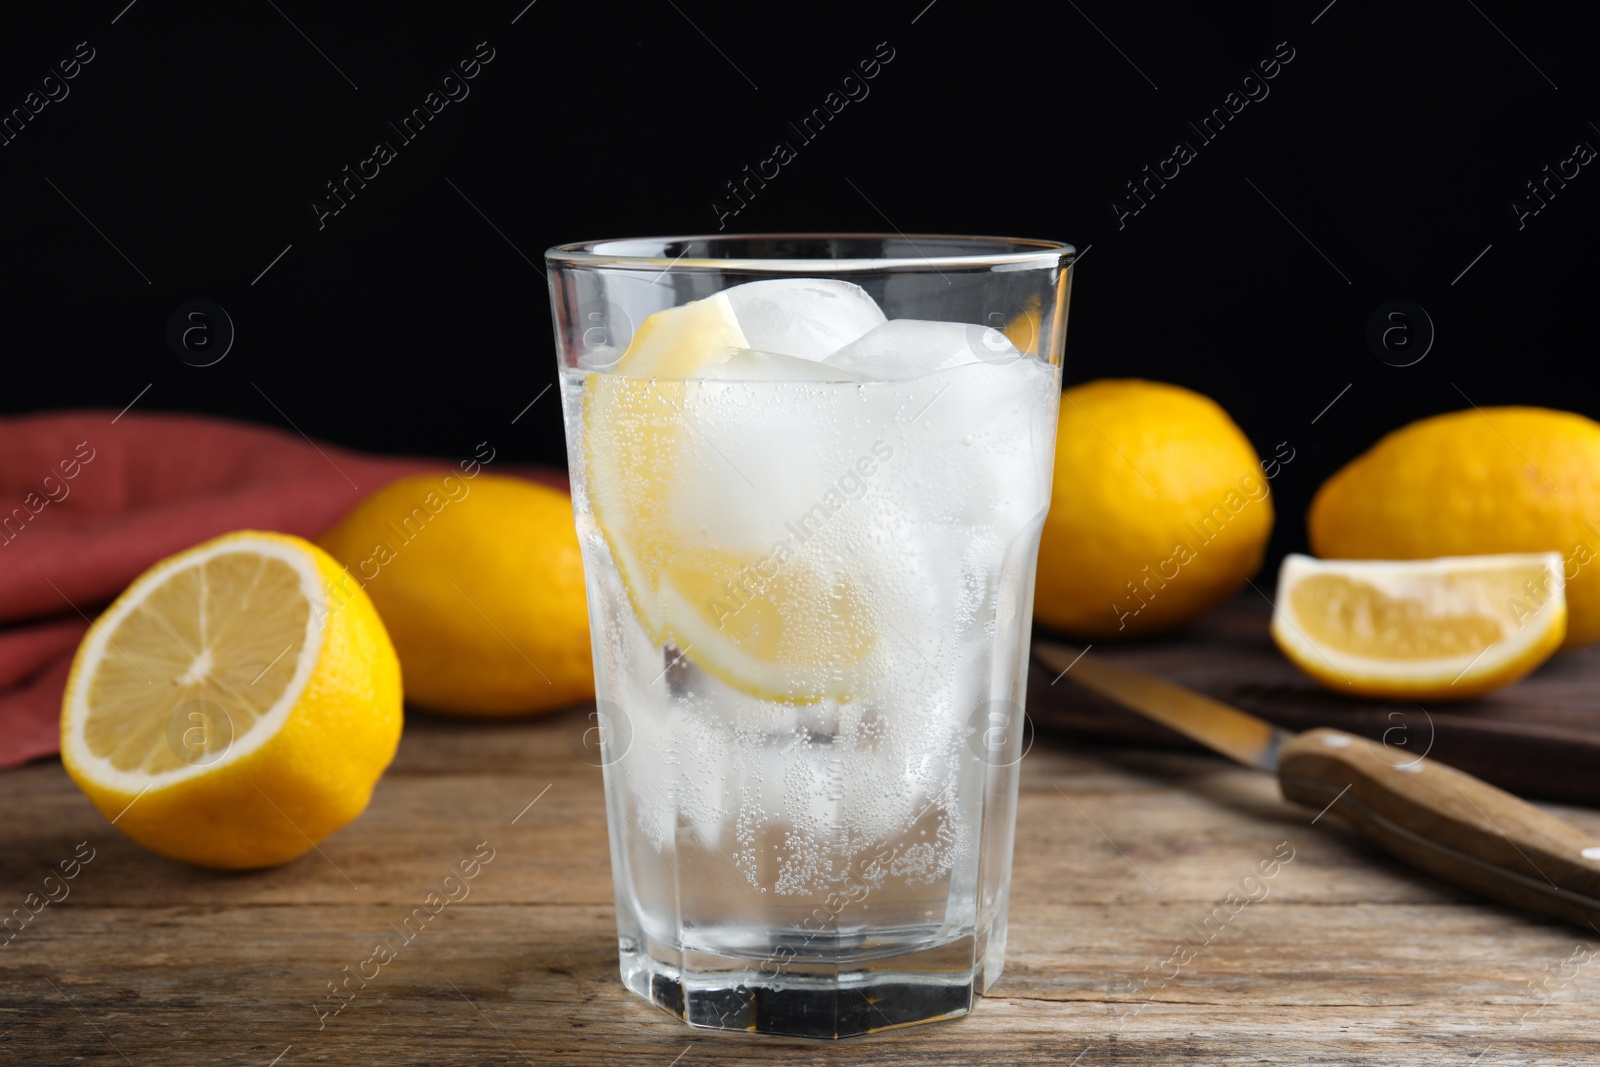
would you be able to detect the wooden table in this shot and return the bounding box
[5,701,1600,1064]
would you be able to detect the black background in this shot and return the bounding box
[3,0,1596,568]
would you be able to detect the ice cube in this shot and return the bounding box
[724,278,886,360]
[822,319,1023,380]
[693,348,863,382]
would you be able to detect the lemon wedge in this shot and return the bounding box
[60,531,402,869]
[1271,552,1565,700]
[612,291,747,378]
[581,293,874,702]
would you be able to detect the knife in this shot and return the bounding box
[1034,643,1600,931]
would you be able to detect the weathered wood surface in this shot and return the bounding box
[4,707,1600,1064]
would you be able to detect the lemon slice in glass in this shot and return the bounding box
[581,293,875,702]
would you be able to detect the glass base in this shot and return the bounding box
[620,934,981,1039]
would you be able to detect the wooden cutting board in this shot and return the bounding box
[1028,596,1600,806]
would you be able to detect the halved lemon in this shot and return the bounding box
[580,293,875,702]
[1271,552,1565,700]
[60,531,402,869]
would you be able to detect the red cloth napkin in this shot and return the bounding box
[0,410,565,768]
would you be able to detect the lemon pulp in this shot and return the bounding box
[83,551,310,774]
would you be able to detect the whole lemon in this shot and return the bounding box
[1035,380,1274,638]
[1309,406,1600,648]
[319,473,593,716]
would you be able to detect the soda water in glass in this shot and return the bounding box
[545,235,1074,1038]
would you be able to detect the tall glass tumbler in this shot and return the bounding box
[545,235,1075,1038]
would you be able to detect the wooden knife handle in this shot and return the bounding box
[1278,728,1600,930]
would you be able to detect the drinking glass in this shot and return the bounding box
[546,234,1074,1038]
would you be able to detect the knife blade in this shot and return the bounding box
[1034,642,1600,931]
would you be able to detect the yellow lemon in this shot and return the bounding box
[1003,294,1043,355]
[1271,553,1565,700]
[318,473,592,717]
[581,294,874,703]
[608,289,747,378]
[1035,379,1274,638]
[60,531,402,870]
[1309,406,1600,648]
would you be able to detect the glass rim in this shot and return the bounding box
[544,232,1075,273]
